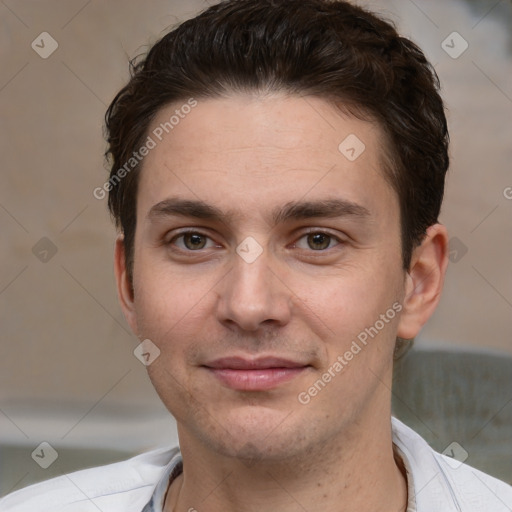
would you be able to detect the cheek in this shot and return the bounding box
[132,257,213,344]
[131,234,227,369]
[136,299,200,345]
[306,261,398,318]
[292,259,403,356]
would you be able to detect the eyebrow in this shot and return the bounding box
[147,197,371,226]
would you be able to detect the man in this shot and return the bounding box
[2,0,511,510]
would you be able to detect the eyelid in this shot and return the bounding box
[164,227,346,252]
[166,228,220,249]
[293,228,345,244]
[299,227,344,237]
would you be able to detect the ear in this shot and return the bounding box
[114,234,138,336]
[397,223,449,340]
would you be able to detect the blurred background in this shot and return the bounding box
[1,0,511,497]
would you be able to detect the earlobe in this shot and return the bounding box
[114,235,138,335]
[396,223,449,340]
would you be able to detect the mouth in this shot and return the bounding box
[202,356,311,391]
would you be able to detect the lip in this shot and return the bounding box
[203,356,310,391]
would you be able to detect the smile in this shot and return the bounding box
[203,356,310,391]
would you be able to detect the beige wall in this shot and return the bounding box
[0,0,511,487]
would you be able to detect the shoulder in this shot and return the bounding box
[392,417,512,512]
[433,451,512,511]
[0,446,180,512]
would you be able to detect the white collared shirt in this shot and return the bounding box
[1,417,511,511]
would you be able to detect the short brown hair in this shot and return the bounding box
[104,0,449,283]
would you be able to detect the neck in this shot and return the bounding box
[164,413,408,512]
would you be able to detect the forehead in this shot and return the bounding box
[136,94,396,223]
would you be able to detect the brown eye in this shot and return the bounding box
[182,232,207,250]
[293,231,342,252]
[168,231,216,251]
[307,232,332,250]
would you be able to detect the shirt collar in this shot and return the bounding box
[143,420,418,512]
[142,449,183,512]
[394,439,418,512]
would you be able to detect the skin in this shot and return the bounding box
[114,93,449,512]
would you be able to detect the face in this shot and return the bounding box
[119,94,410,461]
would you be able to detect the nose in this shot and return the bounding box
[215,243,292,332]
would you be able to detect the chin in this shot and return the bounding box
[215,404,314,459]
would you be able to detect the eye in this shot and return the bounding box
[168,231,217,251]
[294,231,341,251]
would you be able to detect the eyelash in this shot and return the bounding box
[165,228,344,254]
